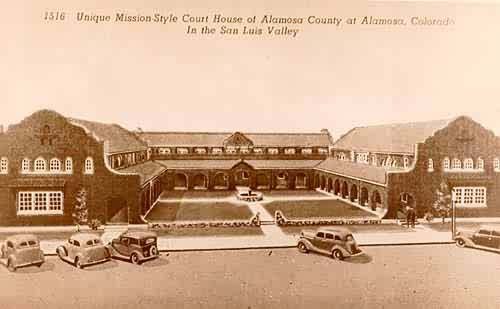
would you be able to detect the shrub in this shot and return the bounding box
[88,218,102,230]
[424,212,434,222]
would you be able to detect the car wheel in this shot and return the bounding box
[130,253,141,265]
[150,246,158,256]
[456,238,466,248]
[74,257,84,269]
[7,258,16,272]
[297,242,308,253]
[332,249,344,260]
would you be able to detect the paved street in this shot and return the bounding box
[1,245,499,309]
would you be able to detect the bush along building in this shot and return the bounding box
[315,116,500,218]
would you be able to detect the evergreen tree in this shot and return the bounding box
[73,187,88,231]
[433,181,452,224]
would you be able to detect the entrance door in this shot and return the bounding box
[107,197,129,224]
[235,170,250,187]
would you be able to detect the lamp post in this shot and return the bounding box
[451,199,456,240]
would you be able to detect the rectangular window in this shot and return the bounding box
[285,148,296,155]
[177,148,189,154]
[452,187,486,208]
[268,148,279,155]
[240,147,250,154]
[318,148,328,154]
[301,148,312,155]
[17,191,64,215]
[253,148,264,154]
[226,146,237,154]
[194,148,206,154]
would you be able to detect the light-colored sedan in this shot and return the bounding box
[0,234,45,272]
[56,233,111,269]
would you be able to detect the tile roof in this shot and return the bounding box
[333,118,454,154]
[315,158,403,185]
[245,160,323,169]
[138,131,332,147]
[157,160,241,170]
[69,118,148,154]
[119,161,167,185]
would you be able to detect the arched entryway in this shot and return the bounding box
[193,174,208,190]
[334,179,340,196]
[256,173,270,189]
[275,172,288,189]
[213,172,228,189]
[350,184,358,202]
[295,173,307,189]
[174,173,188,190]
[234,170,251,187]
[341,181,349,199]
[360,187,369,206]
[371,190,382,211]
[327,178,333,192]
[320,175,326,190]
[314,174,320,189]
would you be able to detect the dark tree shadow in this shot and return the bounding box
[343,253,373,264]
[4,260,56,274]
[82,259,119,271]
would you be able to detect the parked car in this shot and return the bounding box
[108,231,159,265]
[0,234,45,272]
[455,225,500,251]
[297,227,363,260]
[56,233,111,269]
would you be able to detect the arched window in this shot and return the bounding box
[428,159,434,172]
[84,157,94,174]
[34,157,47,172]
[477,157,484,170]
[0,157,8,174]
[21,158,31,173]
[452,158,461,169]
[403,157,409,168]
[65,157,73,173]
[49,158,61,172]
[464,158,474,170]
[494,158,500,171]
[443,157,450,170]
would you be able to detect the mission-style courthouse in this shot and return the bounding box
[0,110,499,225]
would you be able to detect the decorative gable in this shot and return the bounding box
[223,132,254,147]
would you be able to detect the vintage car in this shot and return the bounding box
[455,225,500,251]
[108,231,159,265]
[297,227,363,260]
[235,186,263,202]
[56,233,111,269]
[0,234,45,272]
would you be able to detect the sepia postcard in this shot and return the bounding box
[1,0,500,308]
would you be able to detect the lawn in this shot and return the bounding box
[145,201,253,222]
[280,224,412,236]
[159,190,234,200]
[261,190,329,199]
[263,199,377,219]
[146,226,264,237]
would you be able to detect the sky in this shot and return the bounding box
[1,0,500,139]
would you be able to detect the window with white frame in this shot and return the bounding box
[285,148,296,155]
[159,148,171,155]
[356,153,369,164]
[477,157,484,170]
[212,148,223,154]
[452,187,487,207]
[268,148,279,155]
[338,152,346,161]
[240,146,250,154]
[463,158,474,170]
[443,157,450,170]
[34,158,47,172]
[428,158,434,172]
[301,148,313,155]
[226,146,237,154]
[65,157,73,173]
[253,148,264,154]
[403,157,409,168]
[17,191,64,215]
[371,154,377,166]
[177,148,189,154]
[21,158,30,173]
[452,158,461,169]
[392,160,399,168]
[84,157,94,174]
[494,157,500,172]
[318,148,328,154]
[0,157,8,174]
[194,148,207,154]
[49,158,61,172]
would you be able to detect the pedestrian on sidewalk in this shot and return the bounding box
[405,205,412,228]
[408,206,416,228]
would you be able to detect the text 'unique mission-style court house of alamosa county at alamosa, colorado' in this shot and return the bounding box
[0,110,499,226]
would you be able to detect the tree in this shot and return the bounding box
[432,181,452,224]
[73,187,88,231]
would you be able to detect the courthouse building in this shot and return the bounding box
[0,110,499,226]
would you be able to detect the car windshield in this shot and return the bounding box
[28,240,37,246]
[86,239,102,246]
[141,237,156,245]
[18,241,29,248]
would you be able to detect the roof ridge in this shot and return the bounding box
[139,131,328,135]
[353,117,456,129]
